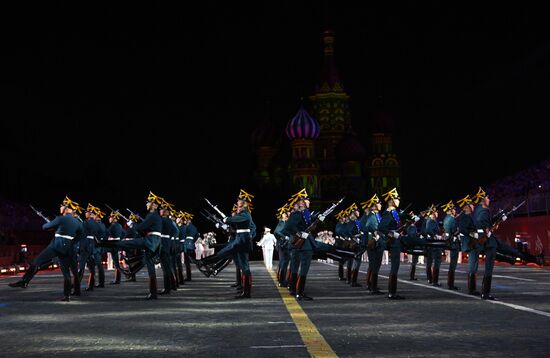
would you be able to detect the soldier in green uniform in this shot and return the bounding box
[158,198,177,295]
[457,195,481,295]
[107,210,125,284]
[442,201,460,290]
[93,208,107,288]
[361,194,384,294]
[274,204,291,288]
[82,203,100,291]
[98,191,163,300]
[334,211,347,281]
[424,205,443,287]
[8,196,83,301]
[472,187,498,300]
[378,188,405,299]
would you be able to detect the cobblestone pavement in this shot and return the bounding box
[1,260,549,357]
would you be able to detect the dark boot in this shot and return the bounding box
[296,275,313,301]
[370,274,383,295]
[409,265,417,280]
[236,274,251,299]
[366,269,372,291]
[278,268,287,287]
[8,279,29,288]
[85,272,95,291]
[432,268,441,287]
[61,278,71,302]
[351,269,362,287]
[71,274,81,296]
[496,252,516,265]
[158,274,171,295]
[288,273,298,296]
[110,269,121,284]
[447,271,459,290]
[96,269,105,288]
[125,274,136,282]
[468,273,480,296]
[426,266,432,284]
[346,265,352,284]
[185,262,192,281]
[338,263,344,281]
[481,276,495,300]
[177,268,185,285]
[231,268,242,288]
[388,273,404,299]
[171,273,178,291]
[146,276,158,299]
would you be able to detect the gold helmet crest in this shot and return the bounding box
[361,194,380,210]
[472,187,487,204]
[382,187,400,202]
[457,194,472,208]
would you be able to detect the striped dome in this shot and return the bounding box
[285,105,320,140]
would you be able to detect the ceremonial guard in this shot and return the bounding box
[98,191,162,299]
[378,188,405,299]
[361,194,383,293]
[93,208,107,288]
[168,209,182,288]
[158,198,177,295]
[282,189,325,301]
[183,212,199,281]
[347,204,365,287]
[442,201,460,290]
[107,210,125,284]
[334,211,347,281]
[9,196,83,301]
[274,205,290,287]
[472,187,498,300]
[457,195,481,295]
[424,205,442,286]
[81,203,100,291]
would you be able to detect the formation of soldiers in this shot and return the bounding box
[8,187,545,303]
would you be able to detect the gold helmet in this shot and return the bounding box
[472,187,488,204]
[276,203,290,219]
[441,200,456,212]
[361,194,380,210]
[345,203,359,216]
[109,211,121,220]
[457,194,473,208]
[382,187,400,202]
[147,191,164,205]
[237,189,254,203]
[128,213,141,222]
[86,203,99,214]
[288,188,309,206]
[61,196,80,211]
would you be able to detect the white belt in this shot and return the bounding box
[236,229,251,233]
[108,237,120,241]
[161,234,170,238]
[148,231,162,236]
[56,234,74,240]
[186,236,194,240]
[477,229,484,233]
[87,235,95,239]
[171,237,176,240]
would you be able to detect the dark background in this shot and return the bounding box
[1,2,549,231]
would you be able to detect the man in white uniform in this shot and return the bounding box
[257,227,277,270]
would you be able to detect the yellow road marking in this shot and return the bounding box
[268,270,338,358]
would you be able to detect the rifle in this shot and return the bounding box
[472,200,526,247]
[204,198,227,220]
[292,197,345,249]
[30,204,51,223]
[126,208,144,222]
[201,210,235,236]
[105,204,130,222]
[399,202,412,215]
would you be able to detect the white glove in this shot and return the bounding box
[126,220,133,228]
[487,231,492,238]
[501,215,507,222]
[445,233,450,238]
[473,232,479,239]
[300,232,309,239]
[375,233,380,241]
[393,231,400,239]
[256,242,261,246]
[221,224,228,230]
[223,217,229,223]
[318,214,326,222]
[413,215,420,222]
[435,235,442,240]
[284,236,290,241]
[215,223,220,229]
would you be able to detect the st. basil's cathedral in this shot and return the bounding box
[250,30,400,206]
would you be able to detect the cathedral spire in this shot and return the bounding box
[316,30,344,94]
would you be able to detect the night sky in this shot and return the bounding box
[1,3,549,227]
